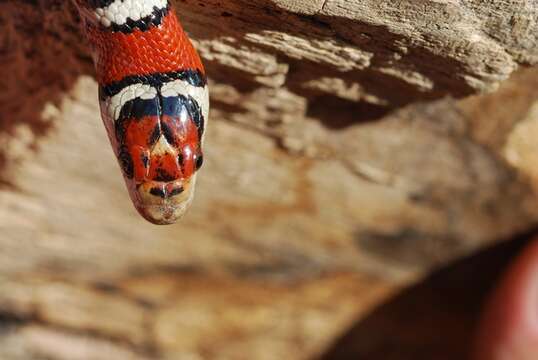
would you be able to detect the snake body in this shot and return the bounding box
[73,0,208,225]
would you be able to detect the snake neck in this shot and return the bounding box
[73,0,205,87]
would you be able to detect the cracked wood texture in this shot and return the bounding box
[1,0,538,359]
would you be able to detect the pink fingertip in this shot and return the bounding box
[473,238,538,360]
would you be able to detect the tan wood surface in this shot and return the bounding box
[1,1,538,359]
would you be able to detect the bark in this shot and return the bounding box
[0,0,538,359]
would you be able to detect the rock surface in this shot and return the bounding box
[1,0,538,359]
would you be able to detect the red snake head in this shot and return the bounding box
[99,74,208,225]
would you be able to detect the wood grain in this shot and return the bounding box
[0,0,538,358]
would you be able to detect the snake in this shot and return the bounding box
[72,0,209,225]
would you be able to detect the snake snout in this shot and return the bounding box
[133,177,196,225]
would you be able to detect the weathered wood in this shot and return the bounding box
[0,0,538,359]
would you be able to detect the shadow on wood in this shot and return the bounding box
[320,229,537,360]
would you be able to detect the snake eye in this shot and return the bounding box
[195,154,204,170]
[178,153,184,166]
[118,146,134,179]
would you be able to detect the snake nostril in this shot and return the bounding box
[149,187,166,198]
[169,186,185,197]
[149,185,184,198]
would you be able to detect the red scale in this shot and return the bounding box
[87,11,205,85]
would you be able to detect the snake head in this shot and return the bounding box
[99,75,208,225]
[124,110,204,225]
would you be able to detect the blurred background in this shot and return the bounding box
[1,0,538,359]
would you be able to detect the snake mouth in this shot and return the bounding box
[147,184,185,199]
[132,177,196,225]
